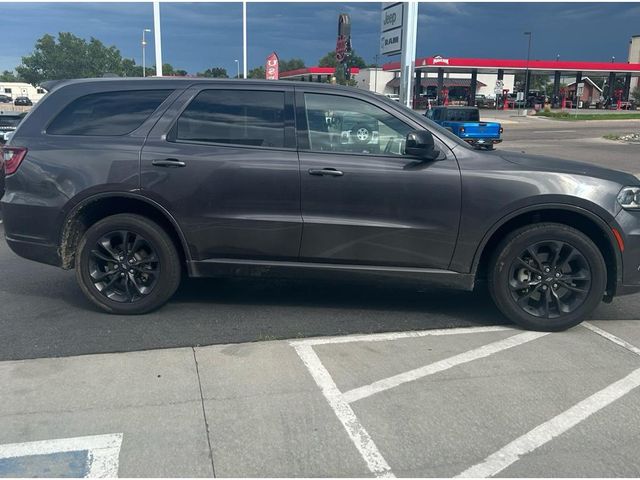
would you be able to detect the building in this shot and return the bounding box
[566,77,603,107]
[0,82,47,103]
[629,35,640,93]
[352,68,395,95]
[279,67,360,83]
[383,53,640,107]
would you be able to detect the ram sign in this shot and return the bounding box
[380,27,402,56]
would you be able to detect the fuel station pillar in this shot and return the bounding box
[469,69,478,106]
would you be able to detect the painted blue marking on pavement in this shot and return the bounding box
[0,450,89,478]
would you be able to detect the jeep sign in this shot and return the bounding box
[381,3,403,32]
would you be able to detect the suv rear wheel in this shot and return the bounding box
[75,214,181,314]
[489,223,606,331]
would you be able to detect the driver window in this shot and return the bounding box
[304,93,413,155]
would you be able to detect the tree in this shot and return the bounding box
[632,86,640,105]
[318,50,367,69]
[278,58,305,72]
[0,70,20,82]
[197,67,228,78]
[247,66,266,79]
[16,33,126,85]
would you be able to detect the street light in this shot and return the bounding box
[611,56,616,63]
[556,54,560,61]
[374,54,379,93]
[523,31,532,110]
[142,28,151,77]
[234,59,239,79]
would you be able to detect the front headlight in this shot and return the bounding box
[617,186,640,210]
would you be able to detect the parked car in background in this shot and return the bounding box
[475,94,496,108]
[14,96,33,106]
[0,94,12,104]
[4,78,640,332]
[426,106,502,149]
[385,93,400,102]
[0,112,26,144]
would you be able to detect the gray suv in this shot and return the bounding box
[3,78,640,331]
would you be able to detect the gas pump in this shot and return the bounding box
[615,88,623,110]
[502,89,510,110]
[441,88,449,107]
[560,87,567,110]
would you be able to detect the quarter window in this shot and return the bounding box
[47,90,172,136]
[304,93,412,155]
[174,89,286,148]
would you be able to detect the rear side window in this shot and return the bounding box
[47,89,172,136]
[174,89,285,148]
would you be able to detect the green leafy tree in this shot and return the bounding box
[632,86,640,104]
[247,66,266,79]
[0,70,21,82]
[278,58,305,72]
[318,50,367,69]
[198,67,229,78]
[16,33,126,85]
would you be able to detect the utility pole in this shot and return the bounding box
[523,31,532,111]
[242,1,247,79]
[374,54,379,93]
[153,1,163,76]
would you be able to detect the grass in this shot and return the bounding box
[536,111,640,121]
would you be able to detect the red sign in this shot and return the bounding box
[336,36,347,63]
[266,52,279,80]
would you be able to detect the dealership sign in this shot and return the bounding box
[380,3,403,56]
[266,52,279,80]
[380,28,402,56]
[381,3,403,32]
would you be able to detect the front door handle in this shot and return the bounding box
[152,158,186,168]
[308,168,344,177]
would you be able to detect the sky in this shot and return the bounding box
[1,2,639,76]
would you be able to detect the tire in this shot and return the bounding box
[75,213,181,314]
[488,223,606,331]
[352,124,371,144]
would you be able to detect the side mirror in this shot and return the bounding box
[405,130,439,161]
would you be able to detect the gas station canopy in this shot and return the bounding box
[383,56,640,77]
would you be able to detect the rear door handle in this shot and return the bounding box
[152,158,186,168]
[308,168,344,177]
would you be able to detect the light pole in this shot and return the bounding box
[374,54,379,93]
[523,31,532,111]
[142,28,151,77]
[234,59,239,79]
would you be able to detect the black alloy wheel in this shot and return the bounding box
[76,214,181,314]
[489,223,606,331]
[508,240,591,319]
[89,230,159,303]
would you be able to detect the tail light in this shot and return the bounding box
[499,127,504,134]
[2,146,27,175]
[459,127,465,133]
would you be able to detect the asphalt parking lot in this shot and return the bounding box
[1,115,640,477]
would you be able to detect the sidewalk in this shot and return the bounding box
[2,320,640,477]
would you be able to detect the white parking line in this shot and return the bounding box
[0,433,123,478]
[293,344,395,478]
[290,325,515,347]
[342,331,549,404]
[583,322,640,357]
[457,325,640,478]
[456,366,640,478]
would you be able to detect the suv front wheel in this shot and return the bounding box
[75,213,181,314]
[489,223,607,331]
